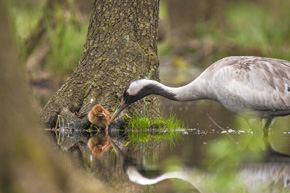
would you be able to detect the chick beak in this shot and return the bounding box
[110,100,128,123]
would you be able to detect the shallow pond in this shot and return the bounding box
[47,97,290,193]
[45,62,290,192]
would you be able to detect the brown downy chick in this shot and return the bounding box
[88,105,112,129]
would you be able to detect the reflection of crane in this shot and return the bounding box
[111,56,290,150]
[109,138,204,192]
[110,138,290,192]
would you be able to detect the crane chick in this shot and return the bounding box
[88,105,112,129]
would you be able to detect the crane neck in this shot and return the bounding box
[150,79,211,101]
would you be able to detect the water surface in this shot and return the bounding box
[46,63,290,192]
[48,98,290,193]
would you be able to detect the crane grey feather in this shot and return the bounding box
[201,56,290,117]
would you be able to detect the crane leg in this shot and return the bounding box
[263,127,271,150]
[262,118,274,152]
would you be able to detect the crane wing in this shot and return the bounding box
[212,56,290,117]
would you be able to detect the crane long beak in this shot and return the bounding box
[110,100,128,123]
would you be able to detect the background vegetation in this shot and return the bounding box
[6,0,290,108]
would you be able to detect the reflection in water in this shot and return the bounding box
[46,97,290,192]
[110,137,199,189]
[48,126,290,193]
[110,137,290,192]
[88,130,112,158]
[160,98,290,155]
[240,161,290,192]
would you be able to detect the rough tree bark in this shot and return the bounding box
[42,0,161,128]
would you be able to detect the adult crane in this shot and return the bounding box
[111,56,290,150]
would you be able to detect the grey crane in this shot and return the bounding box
[111,56,290,150]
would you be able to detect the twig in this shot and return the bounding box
[45,128,56,131]
[60,116,65,144]
[55,115,60,144]
[207,114,235,142]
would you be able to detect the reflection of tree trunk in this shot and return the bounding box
[0,3,106,192]
[42,0,161,128]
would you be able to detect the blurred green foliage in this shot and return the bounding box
[8,0,289,73]
[7,0,87,73]
[159,0,168,19]
[159,0,290,61]
[225,1,290,60]
[6,0,45,42]
[49,2,87,73]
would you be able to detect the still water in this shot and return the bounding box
[48,98,290,193]
[46,64,290,192]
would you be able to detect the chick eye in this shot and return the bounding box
[97,110,102,113]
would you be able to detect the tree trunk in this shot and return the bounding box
[42,0,161,128]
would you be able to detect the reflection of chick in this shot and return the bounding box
[88,131,111,158]
[88,105,112,129]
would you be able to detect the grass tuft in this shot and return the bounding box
[126,113,184,147]
[128,117,151,130]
